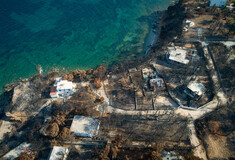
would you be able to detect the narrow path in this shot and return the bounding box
[97,104,173,116]
[201,42,227,104]
[175,98,218,120]
[188,121,208,160]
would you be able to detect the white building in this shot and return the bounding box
[70,115,100,137]
[50,77,76,98]
[187,82,206,96]
[3,143,31,160]
[161,151,183,160]
[185,20,195,27]
[210,0,227,7]
[184,82,206,99]
[48,146,69,160]
[167,47,192,65]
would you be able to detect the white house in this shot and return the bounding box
[167,47,192,65]
[48,146,69,160]
[210,0,227,7]
[50,77,76,98]
[70,115,100,137]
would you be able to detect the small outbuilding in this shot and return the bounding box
[210,0,227,7]
[70,115,100,137]
[185,20,195,27]
[48,146,69,160]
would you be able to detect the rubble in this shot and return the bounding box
[70,115,100,137]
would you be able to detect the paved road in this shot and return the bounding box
[97,103,173,116]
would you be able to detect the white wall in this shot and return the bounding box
[210,0,227,7]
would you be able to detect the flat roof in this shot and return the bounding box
[70,115,100,137]
[56,80,75,90]
[188,82,205,96]
[49,146,68,160]
[53,77,75,90]
[168,47,191,64]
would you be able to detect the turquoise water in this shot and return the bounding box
[0,0,175,92]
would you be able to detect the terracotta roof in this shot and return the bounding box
[50,92,56,95]
[50,86,57,95]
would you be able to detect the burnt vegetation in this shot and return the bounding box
[0,0,234,159]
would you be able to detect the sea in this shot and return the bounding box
[0,0,176,93]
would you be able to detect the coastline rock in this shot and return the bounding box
[160,1,185,42]
[4,84,16,92]
[78,70,87,80]
[93,65,107,79]
[86,68,94,75]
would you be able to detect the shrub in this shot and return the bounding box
[45,122,59,138]
[94,78,102,89]
[208,121,222,135]
[58,127,70,140]
[93,65,107,79]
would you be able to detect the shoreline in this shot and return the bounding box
[0,4,173,118]
[143,11,163,56]
[0,10,165,95]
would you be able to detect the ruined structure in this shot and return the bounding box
[166,46,192,65]
[70,115,100,137]
[48,146,69,160]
